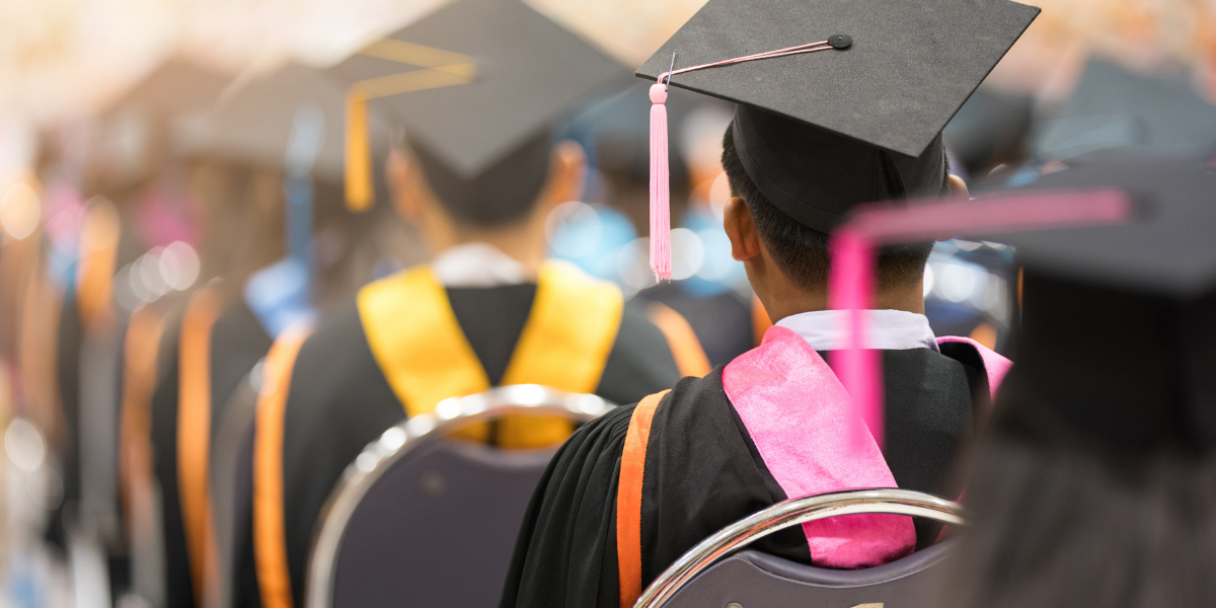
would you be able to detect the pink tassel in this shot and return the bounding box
[828,228,884,452]
[641,40,846,281]
[649,83,671,282]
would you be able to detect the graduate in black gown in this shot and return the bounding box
[944,154,1216,608]
[145,63,380,608]
[500,0,1039,605]
[38,57,229,570]
[248,2,688,607]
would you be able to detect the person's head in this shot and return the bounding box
[329,0,621,270]
[385,130,586,266]
[943,372,1216,608]
[940,153,1216,608]
[185,157,286,292]
[719,107,968,319]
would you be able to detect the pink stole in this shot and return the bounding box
[936,335,1012,396]
[721,326,1009,569]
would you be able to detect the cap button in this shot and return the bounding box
[828,34,852,50]
[649,83,668,104]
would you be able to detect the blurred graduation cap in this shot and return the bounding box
[99,57,231,121]
[944,87,1035,176]
[633,0,1039,278]
[91,57,232,191]
[1036,59,1216,161]
[994,152,1216,455]
[177,63,382,184]
[176,63,366,334]
[328,0,625,211]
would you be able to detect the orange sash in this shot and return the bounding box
[645,303,711,378]
[118,305,165,537]
[616,390,669,608]
[178,287,223,604]
[254,323,314,608]
[76,201,120,335]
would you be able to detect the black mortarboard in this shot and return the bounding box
[328,0,624,210]
[634,0,1039,247]
[1036,59,1216,161]
[992,152,1216,455]
[178,63,378,184]
[944,86,1035,176]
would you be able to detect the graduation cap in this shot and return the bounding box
[100,57,231,121]
[176,63,385,329]
[177,63,376,184]
[1035,59,1216,161]
[992,153,1216,456]
[824,150,1215,456]
[634,0,1039,279]
[328,0,625,211]
[943,86,1035,176]
[90,57,232,191]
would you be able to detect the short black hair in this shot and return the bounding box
[943,376,1216,608]
[409,128,554,229]
[721,126,942,290]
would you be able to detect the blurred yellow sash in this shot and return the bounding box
[357,261,622,448]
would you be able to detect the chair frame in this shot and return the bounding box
[634,488,966,608]
[305,384,614,608]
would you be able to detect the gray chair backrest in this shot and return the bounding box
[209,368,260,608]
[306,385,614,608]
[637,489,965,608]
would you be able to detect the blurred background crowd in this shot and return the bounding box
[0,0,1214,606]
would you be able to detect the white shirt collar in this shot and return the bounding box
[775,309,939,352]
[431,242,531,288]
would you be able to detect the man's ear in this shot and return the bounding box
[929,175,971,243]
[386,149,423,222]
[539,140,587,210]
[723,196,762,262]
[947,174,969,198]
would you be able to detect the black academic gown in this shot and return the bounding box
[46,293,84,550]
[49,216,147,552]
[259,285,682,607]
[150,299,273,608]
[501,345,986,608]
[634,283,754,367]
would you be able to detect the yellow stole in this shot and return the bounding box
[357,261,623,448]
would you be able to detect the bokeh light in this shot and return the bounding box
[0,182,40,240]
[159,240,201,291]
[669,228,705,281]
[546,201,603,259]
[113,240,201,310]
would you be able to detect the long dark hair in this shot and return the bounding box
[943,378,1216,608]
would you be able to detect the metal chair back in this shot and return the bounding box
[306,385,613,608]
[636,489,965,608]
